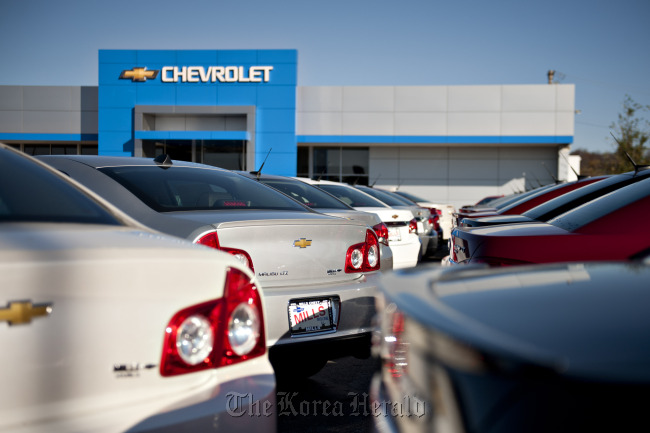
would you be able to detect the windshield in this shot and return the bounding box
[0,147,122,225]
[98,166,310,212]
[259,178,352,210]
[548,178,650,232]
[316,184,388,208]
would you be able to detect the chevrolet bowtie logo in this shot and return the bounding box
[392,215,399,219]
[0,301,52,326]
[119,67,159,82]
[293,238,312,248]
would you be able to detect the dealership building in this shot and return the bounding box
[0,49,577,208]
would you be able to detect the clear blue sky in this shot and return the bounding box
[1,0,648,153]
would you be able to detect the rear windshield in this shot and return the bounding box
[259,178,352,210]
[98,166,310,212]
[524,172,649,221]
[548,178,650,232]
[492,183,558,210]
[394,191,427,202]
[356,186,410,207]
[316,184,388,208]
[0,148,122,225]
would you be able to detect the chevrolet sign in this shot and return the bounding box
[161,66,273,83]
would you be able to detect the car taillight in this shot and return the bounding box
[160,267,266,377]
[345,229,381,273]
[372,222,389,246]
[408,218,418,234]
[195,231,254,272]
[385,305,408,379]
[428,214,441,231]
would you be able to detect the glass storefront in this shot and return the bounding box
[142,140,246,170]
[307,147,369,185]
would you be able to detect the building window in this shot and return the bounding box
[21,143,98,156]
[312,147,369,185]
[142,139,246,170]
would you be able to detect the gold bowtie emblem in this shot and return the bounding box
[293,238,312,248]
[119,67,159,82]
[0,301,52,326]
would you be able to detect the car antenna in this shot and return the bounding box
[541,162,559,183]
[251,148,272,180]
[370,174,381,187]
[559,152,588,180]
[610,133,650,176]
[153,154,173,168]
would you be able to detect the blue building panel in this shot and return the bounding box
[256,109,296,133]
[98,85,137,109]
[257,50,297,64]
[99,108,134,132]
[175,84,218,106]
[217,50,260,64]
[135,85,177,105]
[177,50,219,64]
[98,49,297,171]
[256,86,296,109]
[217,86,257,106]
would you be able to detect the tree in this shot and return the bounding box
[610,95,650,172]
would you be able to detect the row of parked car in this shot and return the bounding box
[1,144,455,432]
[370,163,650,432]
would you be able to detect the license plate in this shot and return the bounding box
[388,227,401,242]
[288,298,335,335]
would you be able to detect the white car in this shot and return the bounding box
[299,179,421,269]
[392,190,456,240]
[1,144,275,432]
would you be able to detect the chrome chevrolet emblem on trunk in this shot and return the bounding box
[293,238,312,248]
[0,301,52,326]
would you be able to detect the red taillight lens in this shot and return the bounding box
[428,214,441,231]
[408,218,418,234]
[345,229,381,273]
[195,231,254,273]
[386,308,408,378]
[372,222,389,246]
[160,267,266,377]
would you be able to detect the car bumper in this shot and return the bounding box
[262,272,381,351]
[8,358,276,433]
[390,239,421,269]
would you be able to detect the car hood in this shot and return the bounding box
[381,260,650,383]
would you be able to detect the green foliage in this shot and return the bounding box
[610,95,650,172]
[572,95,650,176]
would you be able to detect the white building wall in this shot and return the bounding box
[296,84,575,208]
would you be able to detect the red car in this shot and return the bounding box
[462,168,650,228]
[449,176,650,266]
[452,177,608,227]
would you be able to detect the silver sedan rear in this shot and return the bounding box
[38,155,383,378]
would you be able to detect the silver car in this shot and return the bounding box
[38,154,382,378]
[1,144,275,432]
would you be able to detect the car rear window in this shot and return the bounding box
[316,184,388,208]
[260,179,352,210]
[548,177,650,232]
[0,149,122,225]
[356,186,411,207]
[98,166,311,212]
[524,172,650,221]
